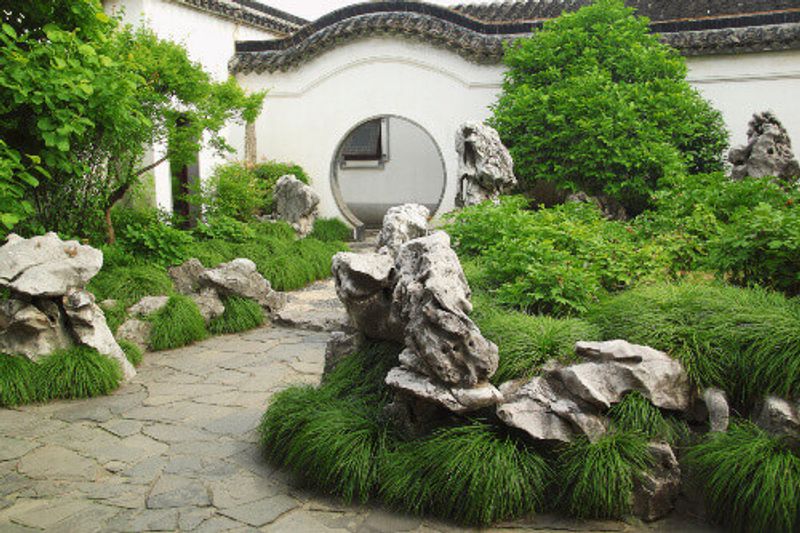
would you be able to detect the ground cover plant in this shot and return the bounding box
[148,295,207,351]
[209,296,265,335]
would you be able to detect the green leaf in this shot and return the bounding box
[2,23,17,39]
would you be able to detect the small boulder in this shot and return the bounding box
[190,288,225,324]
[376,204,429,256]
[729,111,800,182]
[0,298,72,360]
[274,174,320,237]
[753,396,800,439]
[0,233,103,297]
[455,122,517,207]
[127,295,169,317]
[385,366,502,414]
[703,388,730,433]
[632,442,681,522]
[200,258,281,312]
[116,318,153,353]
[168,258,206,295]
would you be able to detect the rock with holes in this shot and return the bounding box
[455,122,516,206]
[632,442,682,522]
[729,111,800,182]
[63,288,136,380]
[0,298,72,360]
[0,233,103,297]
[200,258,282,312]
[274,174,320,237]
[376,204,429,256]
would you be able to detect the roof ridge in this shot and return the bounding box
[229,0,308,26]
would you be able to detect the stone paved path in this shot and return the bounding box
[0,239,718,532]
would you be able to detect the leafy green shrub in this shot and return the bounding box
[118,339,143,366]
[608,392,687,444]
[252,160,310,212]
[447,198,672,315]
[381,422,551,525]
[194,215,256,243]
[118,220,192,267]
[588,282,800,408]
[707,202,800,294]
[0,354,40,406]
[37,346,122,400]
[310,218,351,242]
[490,0,727,212]
[200,162,266,221]
[557,431,652,519]
[472,296,599,383]
[88,264,174,304]
[149,295,207,351]
[209,297,264,335]
[97,243,139,270]
[685,422,800,533]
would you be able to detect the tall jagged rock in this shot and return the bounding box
[273,174,320,237]
[455,122,517,206]
[377,204,429,256]
[729,111,800,182]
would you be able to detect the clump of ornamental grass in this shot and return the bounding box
[557,431,652,519]
[102,299,128,334]
[380,422,551,525]
[588,281,800,409]
[0,353,40,406]
[148,294,207,351]
[118,339,143,366]
[684,422,800,533]
[309,218,352,242]
[209,297,264,335]
[608,391,689,445]
[37,346,122,400]
[88,263,174,304]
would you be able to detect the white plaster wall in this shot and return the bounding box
[687,50,800,149]
[235,37,505,224]
[103,0,278,211]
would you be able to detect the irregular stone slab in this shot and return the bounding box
[0,232,103,297]
[0,436,39,462]
[191,288,225,324]
[386,367,501,413]
[200,258,282,312]
[566,340,691,411]
[332,252,401,341]
[376,204,429,256]
[18,445,97,480]
[275,279,350,332]
[0,298,71,360]
[146,475,211,509]
[753,396,800,439]
[455,122,516,206]
[729,111,800,182]
[63,288,136,381]
[273,174,320,237]
[218,494,299,527]
[168,258,205,295]
[116,319,152,353]
[127,296,169,317]
[632,442,681,522]
[393,232,498,386]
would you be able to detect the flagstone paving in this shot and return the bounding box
[0,263,718,532]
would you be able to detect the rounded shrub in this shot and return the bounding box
[309,218,351,242]
[209,297,265,335]
[148,294,207,351]
[37,346,122,400]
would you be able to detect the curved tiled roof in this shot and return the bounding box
[173,0,306,36]
[230,1,800,73]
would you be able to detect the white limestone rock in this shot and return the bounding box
[455,122,517,206]
[190,288,226,325]
[0,298,72,360]
[376,204,429,256]
[200,258,281,312]
[273,174,320,237]
[127,296,169,317]
[702,388,730,433]
[168,258,206,295]
[0,233,103,297]
[63,288,136,381]
[116,318,153,353]
[385,367,502,413]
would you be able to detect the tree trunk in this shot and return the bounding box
[244,121,257,167]
[105,206,116,244]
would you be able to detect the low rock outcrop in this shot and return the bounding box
[274,174,320,237]
[377,204,429,256]
[753,396,799,441]
[0,234,135,381]
[729,111,800,182]
[455,122,517,206]
[200,258,283,311]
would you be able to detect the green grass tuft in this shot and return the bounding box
[0,354,40,406]
[608,392,688,445]
[88,264,174,305]
[472,295,600,384]
[685,422,800,533]
[209,297,265,335]
[148,295,207,351]
[102,300,128,334]
[37,346,122,400]
[310,218,352,242]
[557,431,653,519]
[118,339,143,366]
[588,282,800,409]
[381,422,551,525]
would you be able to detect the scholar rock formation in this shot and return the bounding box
[0,298,72,359]
[200,258,284,312]
[632,442,682,522]
[386,367,502,413]
[497,340,691,443]
[273,174,320,237]
[455,122,516,206]
[63,288,136,380]
[0,233,103,297]
[377,204,429,256]
[729,111,800,182]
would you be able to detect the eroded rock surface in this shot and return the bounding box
[0,298,72,359]
[168,258,205,295]
[632,442,681,522]
[753,396,800,440]
[455,122,516,206]
[0,233,103,297]
[200,258,282,312]
[729,111,800,182]
[127,296,169,317]
[116,318,153,352]
[273,174,320,237]
[376,204,429,256]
